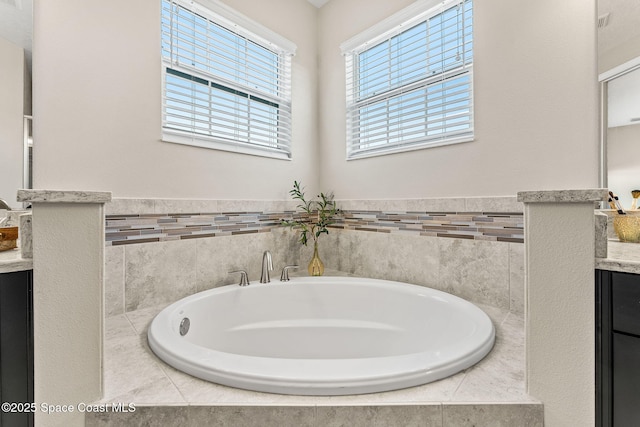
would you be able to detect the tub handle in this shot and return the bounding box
[280,265,299,282]
[229,270,250,286]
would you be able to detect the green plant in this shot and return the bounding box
[282,180,340,246]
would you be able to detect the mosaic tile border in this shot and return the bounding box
[105,210,523,246]
[106,212,286,246]
[332,210,524,243]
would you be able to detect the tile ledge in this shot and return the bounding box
[517,189,608,204]
[595,258,640,275]
[17,189,112,204]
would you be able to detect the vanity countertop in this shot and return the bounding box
[0,248,32,274]
[596,240,640,274]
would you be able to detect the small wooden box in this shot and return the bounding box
[0,227,18,252]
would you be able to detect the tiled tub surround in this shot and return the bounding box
[105,196,523,216]
[104,196,524,316]
[105,227,524,316]
[338,211,523,242]
[105,211,283,246]
[99,197,534,426]
[105,210,524,246]
[88,292,542,427]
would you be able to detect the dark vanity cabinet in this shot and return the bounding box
[596,270,640,427]
[0,270,34,427]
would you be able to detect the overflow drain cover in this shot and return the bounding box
[179,318,190,336]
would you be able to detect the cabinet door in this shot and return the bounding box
[0,270,34,427]
[596,269,613,427]
[612,272,640,336]
[613,332,640,427]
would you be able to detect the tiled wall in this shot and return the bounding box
[86,403,544,426]
[104,197,524,317]
[106,212,283,246]
[105,210,523,246]
[335,211,523,242]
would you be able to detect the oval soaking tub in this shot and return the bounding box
[148,276,495,395]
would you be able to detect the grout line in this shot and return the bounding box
[120,246,126,317]
[449,372,468,403]
[123,310,190,404]
[122,312,136,333]
[154,357,190,404]
[507,243,513,314]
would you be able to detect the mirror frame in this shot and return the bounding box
[23,115,32,192]
[599,55,640,193]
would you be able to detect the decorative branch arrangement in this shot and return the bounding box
[282,180,340,246]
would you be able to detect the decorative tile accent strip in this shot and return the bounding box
[105,210,523,246]
[331,211,524,243]
[105,212,289,246]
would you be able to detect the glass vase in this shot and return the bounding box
[308,241,325,276]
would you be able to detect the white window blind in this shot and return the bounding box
[161,0,295,159]
[343,0,473,159]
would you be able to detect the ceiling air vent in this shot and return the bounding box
[598,13,610,29]
[630,118,640,123]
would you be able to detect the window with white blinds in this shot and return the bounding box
[161,0,295,159]
[342,0,473,160]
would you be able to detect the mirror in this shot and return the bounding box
[0,0,32,208]
[598,0,640,210]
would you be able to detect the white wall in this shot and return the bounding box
[33,0,320,200]
[34,0,599,202]
[521,193,600,427]
[0,37,25,208]
[608,124,640,209]
[599,31,640,74]
[318,0,599,199]
[30,201,105,427]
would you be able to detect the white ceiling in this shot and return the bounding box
[598,0,640,55]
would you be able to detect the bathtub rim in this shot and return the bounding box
[147,276,496,396]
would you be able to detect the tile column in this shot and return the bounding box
[17,190,111,427]
[517,189,608,427]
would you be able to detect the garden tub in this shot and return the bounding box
[148,276,495,395]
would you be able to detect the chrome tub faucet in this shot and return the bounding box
[260,250,273,283]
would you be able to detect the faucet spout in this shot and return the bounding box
[260,250,273,283]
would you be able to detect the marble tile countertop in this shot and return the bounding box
[517,188,608,204]
[0,248,32,273]
[17,189,112,204]
[596,240,640,275]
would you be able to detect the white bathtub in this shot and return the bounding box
[148,276,495,395]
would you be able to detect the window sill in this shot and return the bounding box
[347,135,474,161]
[162,129,291,161]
